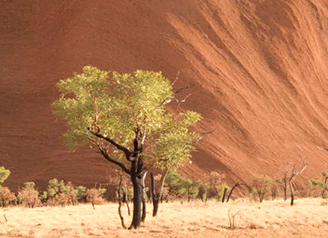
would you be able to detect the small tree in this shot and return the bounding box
[53,66,201,229]
[19,182,40,208]
[281,161,308,206]
[252,175,272,202]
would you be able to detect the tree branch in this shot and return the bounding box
[88,128,132,160]
[98,148,131,175]
[192,130,215,144]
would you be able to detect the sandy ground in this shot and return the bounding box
[0,198,328,237]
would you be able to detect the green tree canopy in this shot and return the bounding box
[53,66,201,172]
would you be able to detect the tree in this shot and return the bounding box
[281,161,308,206]
[252,175,272,202]
[53,66,201,229]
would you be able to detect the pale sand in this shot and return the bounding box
[0,198,328,237]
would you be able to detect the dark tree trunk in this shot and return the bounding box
[153,198,159,216]
[259,193,264,202]
[226,183,239,203]
[283,178,288,201]
[289,181,295,206]
[221,187,227,203]
[129,175,143,229]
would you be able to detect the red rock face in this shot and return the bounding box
[1,0,328,189]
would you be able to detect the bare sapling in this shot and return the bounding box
[227,207,242,229]
[281,160,308,206]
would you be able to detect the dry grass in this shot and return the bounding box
[0,198,328,237]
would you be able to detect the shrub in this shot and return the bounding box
[165,171,201,201]
[66,182,78,205]
[44,179,79,206]
[0,187,16,207]
[18,182,40,208]
[86,188,106,209]
[46,178,67,199]
[76,186,87,203]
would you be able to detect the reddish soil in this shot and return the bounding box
[1,0,328,190]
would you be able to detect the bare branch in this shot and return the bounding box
[177,93,192,106]
[175,86,190,94]
[171,71,180,86]
[88,128,132,160]
[192,129,215,144]
[98,148,131,175]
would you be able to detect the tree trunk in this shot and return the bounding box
[221,187,227,203]
[283,179,288,201]
[226,183,239,203]
[129,175,143,229]
[150,169,168,217]
[151,173,160,217]
[141,190,146,222]
[289,181,294,206]
[117,179,126,229]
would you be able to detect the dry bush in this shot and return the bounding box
[65,182,78,205]
[0,187,16,207]
[86,188,105,209]
[19,182,40,208]
[57,193,70,207]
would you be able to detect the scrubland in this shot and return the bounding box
[0,198,328,237]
